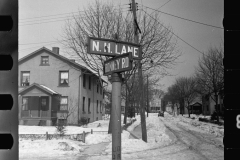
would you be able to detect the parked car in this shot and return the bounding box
[158,110,164,117]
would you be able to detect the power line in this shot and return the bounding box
[142,5,223,30]
[20,4,128,21]
[19,8,129,26]
[20,7,129,24]
[141,9,205,55]
[20,11,84,21]
[20,14,77,24]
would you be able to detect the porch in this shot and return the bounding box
[19,83,61,126]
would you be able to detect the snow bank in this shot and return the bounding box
[19,139,84,158]
[146,113,172,147]
[19,115,131,135]
[85,134,112,144]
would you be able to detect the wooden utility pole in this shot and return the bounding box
[147,75,149,117]
[132,0,147,142]
[124,83,128,124]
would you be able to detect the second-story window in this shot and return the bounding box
[41,56,49,65]
[83,74,86,88]
[89,76,91,90]
[21,71,30,86]
[59,71,69,86]
[97,84,99,93]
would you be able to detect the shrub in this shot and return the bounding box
[55,122,67,138]
[210,111,218,121]
[78,117,89,127]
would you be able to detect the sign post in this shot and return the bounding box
[111,73,122,160]
[87,36,140,160]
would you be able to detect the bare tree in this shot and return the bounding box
[61,0,180,83]
[61,0,180,141]
[195,45,224,123]
[175,77,199,117]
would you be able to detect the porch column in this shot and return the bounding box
[49,96,52,118]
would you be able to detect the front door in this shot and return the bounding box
[29,97,40,117]
[40,96,49,117]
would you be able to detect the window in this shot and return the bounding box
[60,97,68,111]
[206,105,209,111]
[83,97,86,112]
[41,97,49,111]
[59,71,69,86]
[41,56,49,65]
[22,97,28,110]
[88,98,91,113]
[83,74,86,88]
[97,84,99,93]
[100,101,102,113]
[97,100,98,113]
[89,76,91,90]
[100,87,102,95]
[21,71,30,86]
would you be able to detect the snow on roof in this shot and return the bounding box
[39,84,59,94]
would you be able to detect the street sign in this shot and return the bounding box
[87,37,142,59]
[103,52,133,76]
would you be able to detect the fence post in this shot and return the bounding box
[91,129,93,134]
[83,131,85,143]
[46,132,48,140]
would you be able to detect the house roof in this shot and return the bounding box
[190,102,202,107]
[19,47,107,83]
[19,83,61,96]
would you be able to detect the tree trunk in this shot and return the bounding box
[214,94,219,123]
[188,102,191,118]
[181,99,184,116]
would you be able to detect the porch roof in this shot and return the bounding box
[19,83,61,96]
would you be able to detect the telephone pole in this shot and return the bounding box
[147,75,149,117]
[132,0,147,142]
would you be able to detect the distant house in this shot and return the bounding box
[189,102,202,114]
[202,91,224,116]
[18,47,106,126]
[150,94,161,113]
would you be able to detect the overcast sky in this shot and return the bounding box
[19,0,223,91]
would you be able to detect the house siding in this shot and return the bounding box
[19,49,104,125]
[80,74,103,123]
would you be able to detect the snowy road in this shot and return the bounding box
[115,115,224,160]
[160,116,224,160]
[19,113,224,160]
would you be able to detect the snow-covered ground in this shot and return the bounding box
[19,112,224,160]
[165,113,224,137]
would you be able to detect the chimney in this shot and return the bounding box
[69,59,75,63]
[52,47,59,54]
